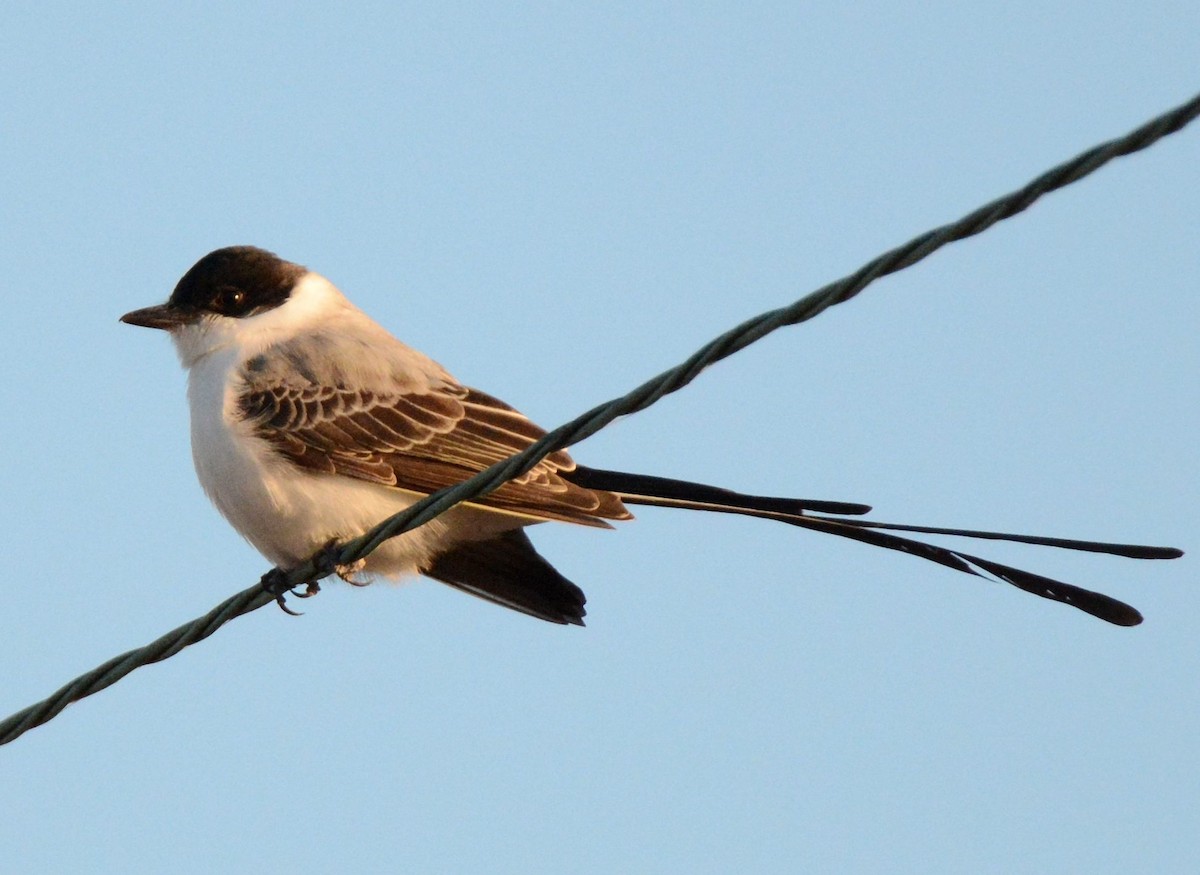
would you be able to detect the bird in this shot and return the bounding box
[120,246,1181,627]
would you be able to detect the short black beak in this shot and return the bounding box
[120,304,190,331]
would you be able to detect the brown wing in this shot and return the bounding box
[237,380,631,527]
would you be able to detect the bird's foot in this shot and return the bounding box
[315,539,369,586]
[260,567,308,616]
[260,541,366,615]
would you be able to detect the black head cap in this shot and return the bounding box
[122,246,307,330]
[168,246,307,318]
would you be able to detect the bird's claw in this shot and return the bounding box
[274,593,304,616]
[260,567,310,616]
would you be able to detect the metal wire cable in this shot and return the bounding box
[3,91,1197,747]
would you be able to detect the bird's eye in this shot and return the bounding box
[215,287,247,315]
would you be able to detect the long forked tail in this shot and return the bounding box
[566,466,1183,626]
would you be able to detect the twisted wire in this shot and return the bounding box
[2,91,1196,747]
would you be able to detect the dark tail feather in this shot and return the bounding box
[777,514,1144,626]
[566,466,1183,626]
[423,529,587,625]
[569,465,872,516]
[812,518,1183,560]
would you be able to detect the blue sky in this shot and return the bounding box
[2,4,1197,873]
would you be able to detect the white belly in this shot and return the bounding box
[185,351,517,577]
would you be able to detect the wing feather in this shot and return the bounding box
[237,371,630,526]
